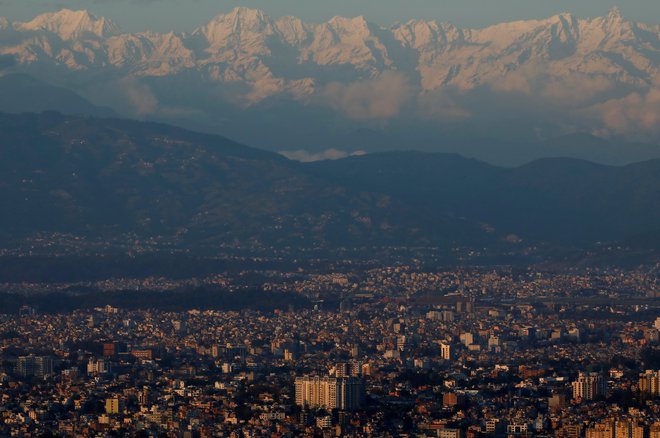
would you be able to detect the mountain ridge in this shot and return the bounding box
[0,111,657,254]
[2,7,657,94]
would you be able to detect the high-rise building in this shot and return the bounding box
[650,422,660,438]
[586,421,614,438]
[639,370,660,398]
[572,372,607,401]
[138,386,151,405]
[333,362,362,378]
[614,420,644,438]
[397,335,407,351]
[16,355,53,378]
[334,363,350,378]
[295,376,364,411]
[440,343,453,360]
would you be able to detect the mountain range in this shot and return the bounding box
[0,112,657,258]
[0,8,659,164]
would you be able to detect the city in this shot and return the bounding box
[0,265,658,436]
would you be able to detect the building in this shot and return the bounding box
[485,419,504,434]
[295,376,364,411]
[572,372,607,401]
[439,428,463,438]
[443,392,465,407]
[440,343,453,360]
[638,370,660,398]
[105,397,124,415]
[507,423,529,435]
[614,420,644,438]
[102,342,116,357]
[87,358,111,375]
[333,362,361,378]
[586,421,614,438]
[460,333,474,347]
[16,355,53,378]
[131,349,153,360]
[558,424,583,438]
[650,423,660,438]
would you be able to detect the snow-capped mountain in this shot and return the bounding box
[2,7,657,93]
[1,7,659,144]
[14,9,120,40]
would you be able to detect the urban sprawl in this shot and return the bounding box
[0,265,658,437]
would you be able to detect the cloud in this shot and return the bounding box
[119,76,158,115]
[279,149,366,162]
[541,75,615,107]
[318,71,413,121]
[579,81,660,138]
[416,88,471,121]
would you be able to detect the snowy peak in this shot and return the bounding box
[328,15,372,34]
[227,7,271,23]
[606,6,624,22]
[275,16,310,46]
[601,6,635,36]
[393,20,466,51]
[196,7,276,47]
[16,9,120,40]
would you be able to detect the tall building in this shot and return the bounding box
[572,372,607,401]
[650,422,660,438]
[614,420,644,438]
[295,376,364,411]
[440,343,453,360]
[586,422,614,438]
[333,362,362,378]
[639,370,660,398]
[397,335,407,351]
[16,355,53,378]
[138,386,151,405]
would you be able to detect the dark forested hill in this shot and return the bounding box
[311,153,660,245]
[0,112,657,253]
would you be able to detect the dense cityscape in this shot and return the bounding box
[0,265,658,437]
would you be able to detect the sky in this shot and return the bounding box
[0,0,659,32]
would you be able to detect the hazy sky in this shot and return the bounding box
[1,0,659,32]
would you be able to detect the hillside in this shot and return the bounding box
[0,112,657,253]
[0,112,486,249]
